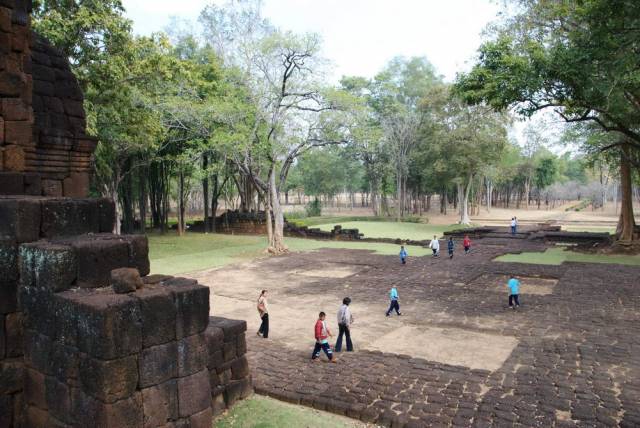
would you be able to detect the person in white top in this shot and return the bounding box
[429,235,440,257]
[510,217,517,235]
[256,290,269,338]
[335,297,354,352]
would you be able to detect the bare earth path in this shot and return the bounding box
[191,236,640,427]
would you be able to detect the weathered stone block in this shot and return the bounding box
[177,333,208,378]
[0,71,25,97]
[45,377,73,424]
[0,394,13,428]
[0,316,4,358]
[71,238,129,288]
[70,291,142,359]
[24,367,47,409]
[224,379,246,407]
[41,179,62,197]
[19,242,77,291]
[49,341,79,382]
[142,274,171,285]
[139,341,178,388]
[72,388,143,428]
[1,98,30,120]
[0,197,41,242]
[20,287,56,338]
[177,369,211,418]
[79,354,139,403]
[236,333,247,356]
[211,393,226,416]
[141,380,178,427]
[163,278,209,339]
[40,198,99,238]
[96,198,115,232]
[230,355,249,380]
[208,350,224,370]
[125,234,150,276]
[223,341,236,363]
[135,286,176,348]
[0,240,18,314]
[4,311,23,357]
[24,405,48,428]
[209,317,247,342]
[23,172,41,195]
[0,172,24,195]
[52,292,79,346]
[189,406,213,428]
[23,329,53,375]
[3,144,25,171]
[4,119,31,144]
[62,171,89,198]
[0,359,24,394]
[111,267,143,294]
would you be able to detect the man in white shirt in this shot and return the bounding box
[335,297,354,352]
[429,235,440,257]
[510,217,517,235]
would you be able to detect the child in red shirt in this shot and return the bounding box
[311,312,336,362]
[463,235,471,254]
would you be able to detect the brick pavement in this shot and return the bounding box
[244,238,640,427]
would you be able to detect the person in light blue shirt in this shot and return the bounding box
[386,286,401,316]
[507,276,520,309]
[399,246,408,265]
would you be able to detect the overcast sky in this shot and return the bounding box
[122,0,501,82]
[121,0,568,150]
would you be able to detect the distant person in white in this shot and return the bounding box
[510,217,517,235]
[429,235,440,257]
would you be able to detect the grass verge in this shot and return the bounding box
[214,395,366,428]
[495,246,640,266]
[148,231,431,275]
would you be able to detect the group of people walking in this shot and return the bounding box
[255,218,524,363]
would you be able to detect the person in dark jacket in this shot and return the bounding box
[447,237,454,259]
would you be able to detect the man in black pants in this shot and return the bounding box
[335,297,354,352]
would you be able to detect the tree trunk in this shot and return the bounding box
[485,177,492,213]
[267,168,288,254]
[616,145,636,242]
[202,154,209,233]
[177,168,185,236]
[459,174,473,225]
[138,164,147,234]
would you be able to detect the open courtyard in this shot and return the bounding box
[188,234,640,427]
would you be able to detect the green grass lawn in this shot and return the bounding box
[148,231,431,275]
[561,225,615,234]
[214,395,365,428]
[311,221,462,241]
[495,246,640,266]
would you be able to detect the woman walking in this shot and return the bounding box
[257,289,269,339]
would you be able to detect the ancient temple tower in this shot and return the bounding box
[0,2,251,426]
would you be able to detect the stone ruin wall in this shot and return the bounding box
[0,2,252,426]
[1,0,95,197]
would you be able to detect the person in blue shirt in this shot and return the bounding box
[386,286,401,316]
[507,276,521,309]
[399,245,407,265]
[447,237,454,259]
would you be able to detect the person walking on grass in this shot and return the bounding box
[507,276,521,310]
[335,297,354,352]
[399,245,408,265]
[256,289,269,338]
[386,286,401,316]
[312,312,336,362]
[429,235,440,257]
[447,237,454,259]
[463,235,472,254]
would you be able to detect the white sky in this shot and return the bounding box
[122,0,569,150]
[123,0,500,82]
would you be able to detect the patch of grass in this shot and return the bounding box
[148,231,431,275]
[311,221,463,241]
[495,247,640,266]
[288,215,424,227]
[214,395,365,428]
[561,225,615,234]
